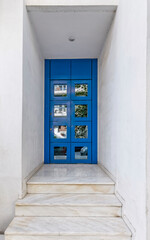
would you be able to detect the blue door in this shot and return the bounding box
[45,59,97,164]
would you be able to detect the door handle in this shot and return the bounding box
[50,128,52,131]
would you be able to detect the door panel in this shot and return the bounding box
[51,59,70,79]
[50,80,71,101]
[71,80,91,101]
[71,122,91,142]
[71,59,92,79]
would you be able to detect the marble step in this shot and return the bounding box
[27,164,115,194]
[27,183,115,194]
[15,193,122,217]
[5,216,132,240]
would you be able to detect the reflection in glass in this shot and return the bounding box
[54,126,67,139]
[54,147,67,159]
[75,84,88,97]
[75,146,88,159]
[75,105,88,118]
[75,125,88,138]
[54,85,67,97]
[54,105,67,117]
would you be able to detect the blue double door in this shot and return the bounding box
[45,59,97,164]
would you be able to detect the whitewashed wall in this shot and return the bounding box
[0,0,23,232]
[147,0,150,238]
[98,0,147,239]
[22,1,44,195]
[0,0,44,232]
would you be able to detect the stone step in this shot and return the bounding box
[15,193,121,217]
[27,164,115,194]
[5,217,131,240]
[27,183,115,194]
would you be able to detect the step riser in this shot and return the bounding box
[5,235,132,240]
[27,184,115,194]
[15,205,121,217]
[5,236,131,240]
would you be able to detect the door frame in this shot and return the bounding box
[44,59,97,164]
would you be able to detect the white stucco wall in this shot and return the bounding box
[0,0,23,232]
[0,0,44,232]
[98,0,147,239]
[22,2,44,194]
[147,0,150,239]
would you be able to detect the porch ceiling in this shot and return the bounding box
[26,0,118,58]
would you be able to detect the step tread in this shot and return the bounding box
[5,217,131,236]
[28,164,114,185]
[16,194,121,206]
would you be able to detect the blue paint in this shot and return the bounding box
[91,59,97,164]
[71,59,92,79]
[44,60,50,164]
[51,59,70,79]
[44,59,97,164]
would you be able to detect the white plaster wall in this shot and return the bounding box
[98,0,147,239]
[0,0,44,231]
[22,2,44,191]
[147,41,150,240]
[147,0,150,238]
[0,0,23,232]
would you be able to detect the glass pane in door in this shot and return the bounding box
[54,147,67,160]
[71,143,91,163]
[75,146,88,160]
[75,84,88,97]
[50,143,70,163]
[54,105,67,117]
[50,122,70,143]
[54,125,67,139]
[75,105,88,118]
[71,80,91,100]
[71,122,91,142]
[50,81,70,100]
[75,125,88,139]
[71,101,91,122]
[54,84,67,97]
